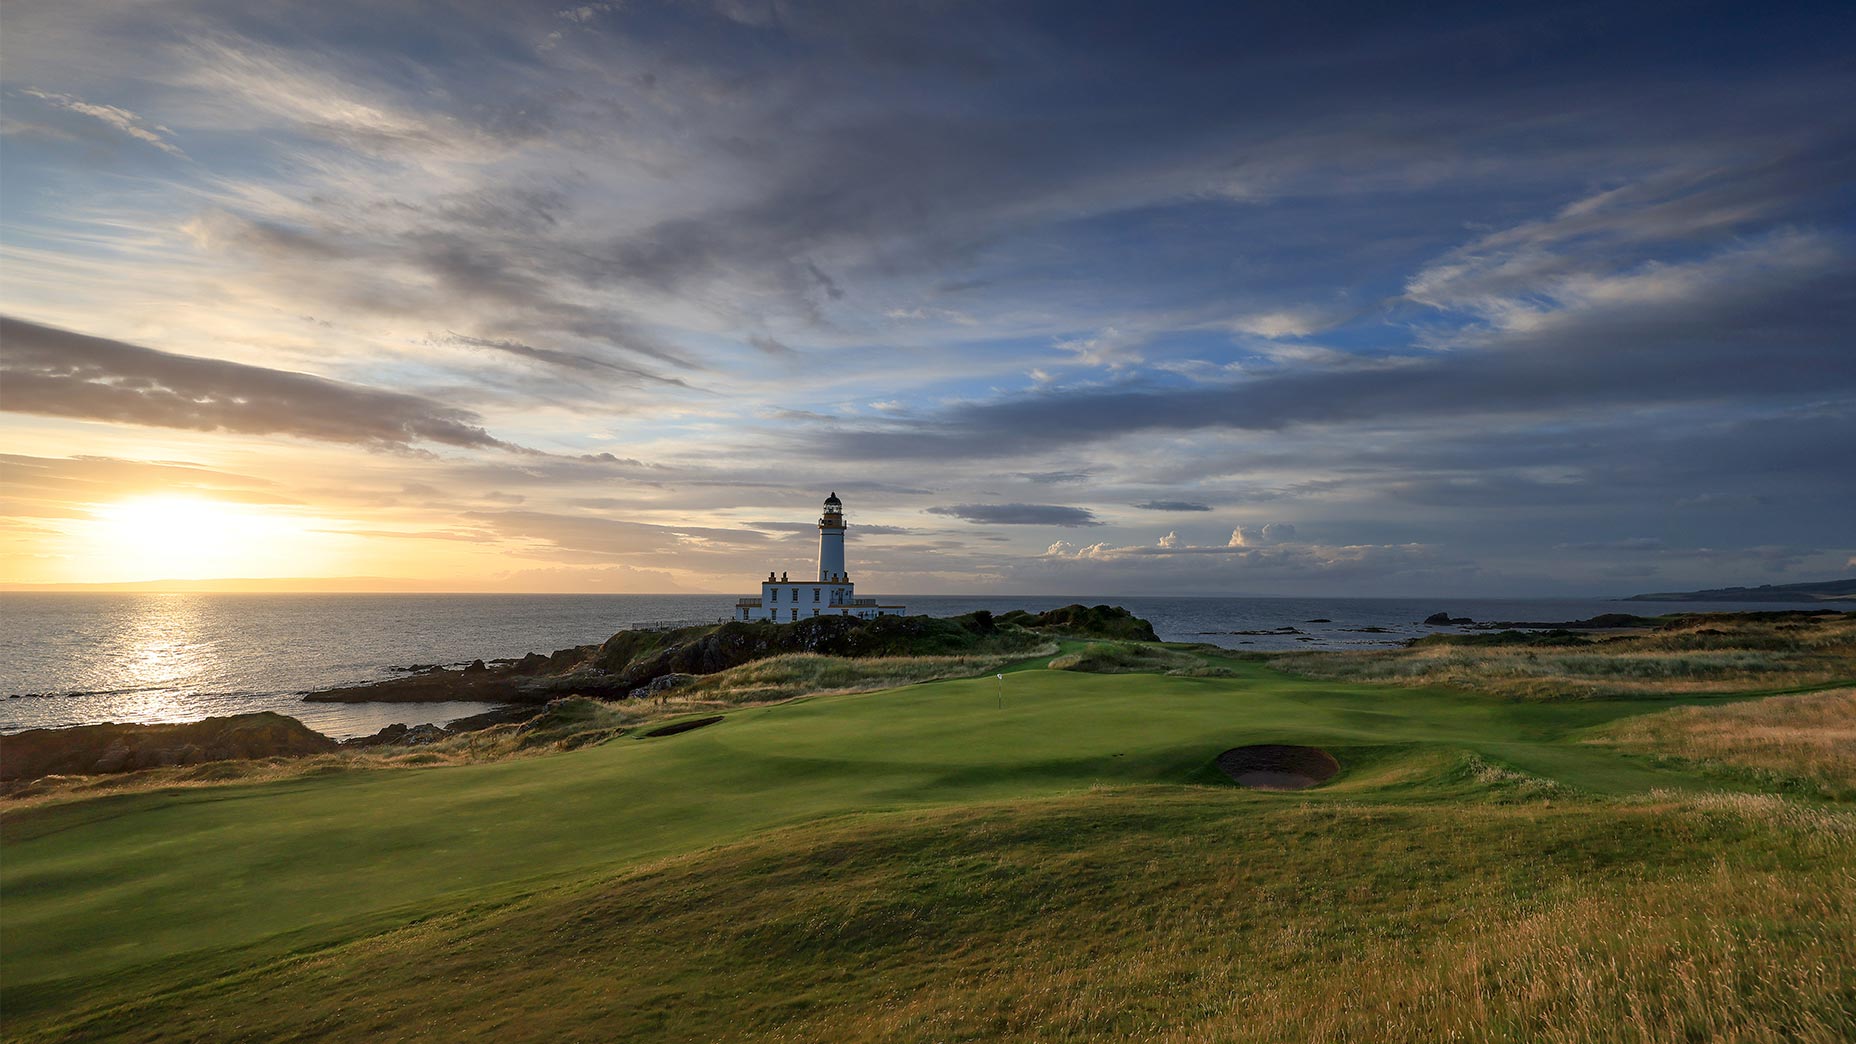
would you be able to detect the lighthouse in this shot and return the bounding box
[733,492,906,622]
[818,492,846,582]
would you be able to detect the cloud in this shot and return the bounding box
[808,233,1853,461]
[1134,500,1212,512]
[750,521,912,535]
[1053,327,1144,369]
[463,509,770,561]
[1229,522,1297,546]
[1227,310,1323,339]
[0,454,299,519]
[747,334,797,358]
[17,88,185,156]
[925,503,1102,527]
[0,316,516,452]
[440,333,689,386]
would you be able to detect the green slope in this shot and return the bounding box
[0,657,1798,1035]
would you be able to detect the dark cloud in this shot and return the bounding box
[0,317,516,451]
[926,503,1102,527]
[810,250,1856,460]
[747,334,798,358]
[440,333,689,387]
[749,520,912,535]
[1134,499,1212,512]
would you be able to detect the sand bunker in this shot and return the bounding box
[643,715,723,738]
[1215,744,1340,790]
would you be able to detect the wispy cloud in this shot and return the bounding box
[16,88,185,156]
[926,503,1102,527]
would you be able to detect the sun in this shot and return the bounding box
[84,496,336,582]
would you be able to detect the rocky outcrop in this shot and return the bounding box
[628,673,695,700]
[340,706,542,748]
[307,605,1160,705]
[0,713,339,782]
[996,604,1159,642]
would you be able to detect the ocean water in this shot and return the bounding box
[0,592,1836,739]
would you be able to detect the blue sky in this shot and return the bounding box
[2,0,1852,594]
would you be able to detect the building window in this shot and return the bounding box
[813,588,820,602]
[770,588,778,602]
[812,609,819,617]
[790,608,798,621]
[791,589,798,601]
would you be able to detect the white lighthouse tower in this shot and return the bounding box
[818,492,847,582]
[734,492,905,623]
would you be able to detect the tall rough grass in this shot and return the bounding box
[1047,642,1204,674]
[1592,687,1856,798]
[1275,613,1856,700]
[37,793,1852,1044]
[682,648,1053,703]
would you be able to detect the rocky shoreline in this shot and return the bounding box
[2,605,1156,785]
[0,705,551,784]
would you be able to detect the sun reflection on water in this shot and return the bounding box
[105,594,222,725]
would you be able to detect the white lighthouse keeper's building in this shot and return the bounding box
[735,493,907,622]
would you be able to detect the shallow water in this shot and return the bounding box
[0,591,1834,738]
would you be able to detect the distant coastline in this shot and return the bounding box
[1624,577,1856,602]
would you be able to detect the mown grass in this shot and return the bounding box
[0,653,1053,810]
[1274,612,1856,700]
[1590,687,1856,799]
[23,791,1852,1044]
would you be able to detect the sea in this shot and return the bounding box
[0,592,1838,739]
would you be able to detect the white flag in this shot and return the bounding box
[997,674,1004,681]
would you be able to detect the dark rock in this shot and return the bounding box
[1472,612,1654,630]
[464,659,487,674]
[1305,618,1332,623]
[92,740,133,774]
[441,706,542,734]
[1211,626,1304,636]
[402,723,446,745]
[1,713,339,782]
[343,722,410,748]
[627,673,696,700]
[1424,613,1475,625]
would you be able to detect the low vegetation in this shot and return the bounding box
[20,792,1852,1044]
[1273,610,1856,700]
[680,648,1055,703]
[1591,687,1856,799]
[1048,641,1205,673]
[6,608,1853,1042]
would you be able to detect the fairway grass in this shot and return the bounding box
[4,655,1852,1041]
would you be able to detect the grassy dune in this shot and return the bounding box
[1273,612,1856,699]
[3,638,1853,1041]
[1592,687,1856,799]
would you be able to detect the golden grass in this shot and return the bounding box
[1274,613,1856,700]
[34,792,1851,1044]
[680,647,1054,704]
[1592,687,1856,798]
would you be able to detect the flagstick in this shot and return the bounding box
[997,672,1004,710]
